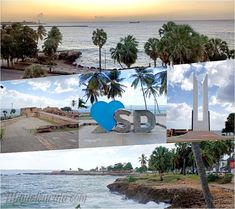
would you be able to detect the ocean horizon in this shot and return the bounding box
[32,19,234,69]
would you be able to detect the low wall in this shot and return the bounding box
[37,111,78,125]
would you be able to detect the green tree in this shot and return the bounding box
[110,35,138,68]
[10,108,16,116]
[110,42,124,68]
[1,23,38,66]
[36,25,46,43]
[205,38,229,61]
[78,98,88,109]
[158,22,208,65]
[222,113,234,135]
[106,69,126,100]
[79,72,109,104]
[92,29,107,71]
[138,154,148,167]
[149,146,171,181]
[124,162,133,170]
[158,21,177,37]
[43,26,62,72]
[144,38,159,67]
[131,67,154,110]
[2,110,8,119]
[175,143,192,175]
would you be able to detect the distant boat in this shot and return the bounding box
[129,21,140,24]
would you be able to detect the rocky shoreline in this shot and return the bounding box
[107,177,234,208]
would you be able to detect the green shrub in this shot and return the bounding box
[23,64,46,78]
[207,173,219,182]
[127,176,136,183]
[218,173,233,184]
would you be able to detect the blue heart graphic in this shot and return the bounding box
[90,101,125,132]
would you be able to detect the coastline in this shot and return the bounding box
[107,175,234,208]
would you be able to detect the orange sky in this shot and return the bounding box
[1,0,234,22]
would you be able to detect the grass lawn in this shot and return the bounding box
[128,173,200,186]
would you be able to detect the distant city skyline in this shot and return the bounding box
[2,0,234,22]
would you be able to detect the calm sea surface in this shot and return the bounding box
[0,171,170,208]
[35,20,234,69]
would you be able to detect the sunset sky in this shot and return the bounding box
[1,0,234,22]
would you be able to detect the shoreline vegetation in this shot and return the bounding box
[107,174,234,208]
[1,21,234,80]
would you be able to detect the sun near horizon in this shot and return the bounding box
[1,0,234,23]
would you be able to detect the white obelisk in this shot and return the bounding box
[192,74,209,131]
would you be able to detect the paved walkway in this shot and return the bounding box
[1,68,56,81]
[1,117,78,153]
[79,115,166,148]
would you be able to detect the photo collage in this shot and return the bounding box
[0,0,234,208]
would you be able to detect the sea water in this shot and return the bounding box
[35,20,234,69]
[0,171,170,209]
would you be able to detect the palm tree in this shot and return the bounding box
[110,35,138,68]
[110,42,124,68]
[79,72,109,104]
[149,146,171,181]
[159,21,177,37]
[144,38,159,67]
[205,38,229,61]
[138,154,148,167]
[92,29,107,72]
[175,143,192,175]
[144,79,161,113]
[106,69,126,99]
[192,142,215,208]
[10,108,16,116]
[155,71,167,95]
[131,68,154,110]
[78,98,87,109]
[42,26,62,71]
[158,22,207,65]
[36,25,46,43]
[2,110,7,119]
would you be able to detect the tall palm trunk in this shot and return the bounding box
[192,142,215,208]
[118,62,124,69]
[154,59,157,67]
[99,46,102,72]
[140,80,147,110]
[153,95,161,113]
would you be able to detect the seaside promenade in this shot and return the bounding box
[1,117,78,153]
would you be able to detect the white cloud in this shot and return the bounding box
[53,76,79,94]
[167,102,192,129]
[0,144,175,170]
[28,80,51,91]
[0,88,68,109]
[168,60,234,93]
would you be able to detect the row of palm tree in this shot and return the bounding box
[79,68,166,112]
[138,140,234,180]
[92,22,233,70]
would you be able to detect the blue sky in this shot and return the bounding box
[167,60,234,130]
[0,68,166,111]
[79,67,167,108]
[0,75,80,109]
[0,144,175,170]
